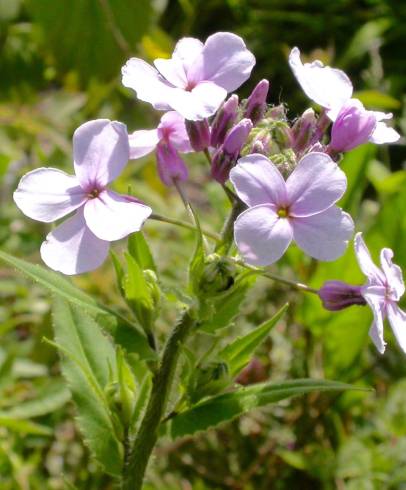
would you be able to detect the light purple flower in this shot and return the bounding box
[288,47,400,145]
[230,152,354,265]
[354,233,406,354]
[14,119,152,275]
[129,111,190,186]
[121,32,255,121]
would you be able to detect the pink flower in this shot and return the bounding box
[354,233,406,354]
[128,111,190,186]
[121,32,255,121]
[230,152,354,265]
[13,119,152,275]
[288,47,400,145]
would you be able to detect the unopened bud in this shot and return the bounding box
[318,280,366,311]
[329,100,376,153]
[244,79,269,125]
[211,118,253,184]
[198,254,235,296]
[291,108,317,154]
[155,140,188,186]
[185,119,210,151]
[210,95,239,147]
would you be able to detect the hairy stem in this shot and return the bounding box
[122,310,195,490]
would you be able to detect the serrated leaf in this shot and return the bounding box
[200,272,257,333]
[219,303,288,376]
[52,297,123,476]
[166,379,370,439]
[0,381,70,419]
[128,232,156,272]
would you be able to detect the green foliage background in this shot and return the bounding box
[0,0,406,488]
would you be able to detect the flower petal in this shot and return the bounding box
[369,116,400,144]
[362,285,387,354]
[84,190,152,241]
[288,47,352,116]
[13,168,86,223]
[287,152,347,216]
[234,205,293,266]
[380,248,405,300]
[154,58,188,88]
[291,206,354,261]
[197,32,255,92]
[172,37,204,81]
[73,119,130,188]
[168,81,227,120]
[40,209,109,275]
[354,232,386,285]
[230,154,287,208]
[128,129,160,159]
[158,111,192,153]
[387,303,406,354]
[121,58,173,110]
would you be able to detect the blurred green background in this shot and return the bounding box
[1,0,406,488]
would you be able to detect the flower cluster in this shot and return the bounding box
[13,32,404,354]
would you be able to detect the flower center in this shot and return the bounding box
[277,207,289,218]
[88,188,101,199]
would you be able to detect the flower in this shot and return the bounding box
[210,94,239,147]
[288,47,400,145]
[354,233,406,354]
[121,32,255,121]
[243,79,269,125]
[230,152,354,265]
[13,119,152,275]
[128,111,191,186]
[318,280,366,311]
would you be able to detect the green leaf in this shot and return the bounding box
[0,381,70,419]
[128,232,156,272]
[0,416,53,436]
[27,0,154,83]
[200,272,257,333]
[166,379,370,439]
[355,90,401,110]
[52,297,123,476]
[0,249,154,360]
[219,304,288,376]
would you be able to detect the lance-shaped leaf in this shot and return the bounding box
[128,231,156,272]
[52,297,123,476]
[0,249,154,360]
[165,379,370,439]
[219,303,288,376]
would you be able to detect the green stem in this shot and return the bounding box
[122,310,195,490]
[149,213,220,243]
[215,198,246,255]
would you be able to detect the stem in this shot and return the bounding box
[203,148,238,203]
[122,310,195,490]
[215,198,246,255]
[149,213,220,243]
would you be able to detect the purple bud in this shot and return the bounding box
[250,130,272,155]
[291,108,317,154]
[244,79,269,125]
[211,118,253,184]
[155,140,188,187]
[330,100,376,153]
[185,119,211,152]
[318,280,366,311]
[210,95,239,147]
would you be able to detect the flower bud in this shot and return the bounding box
[250,129,272,155]
[185,119,211,151]
[291,108,317,154]
[330,100,376,153]
[318,280,366,311]
[198,254,235,296]
[155,140,188,186]
[244,79,269,125]
[210,95,239,147]
[211,118,253,184]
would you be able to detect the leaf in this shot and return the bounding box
[200,272,257,333]
[0,249,154,360]
[27,0,154,83]
[355,90,400,111]
[0,416,52,436]
[52,297,123,476]
[165,379,370,439]
[0,381,70,419]
[128,232,156,272]
[219,304,288,376]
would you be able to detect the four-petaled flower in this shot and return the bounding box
[230,152,354,265]
[288,47,400,145]
[355,233,406,354]
[121,32,255,121]
[13,119,152,275]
